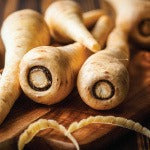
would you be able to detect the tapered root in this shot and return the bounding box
[44,0,100,52]
[104,0,150,46]
[83,9,106,28]
[0,9,50,125]
[92,15,114,49]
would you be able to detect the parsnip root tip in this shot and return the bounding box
[0,9,50,125]
[91,43,101,52]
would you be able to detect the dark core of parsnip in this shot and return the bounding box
[77,26,129,110]
[19,15,113,105]
[105,0,150,47]
[44,0,100,52]
[0,9,50,125]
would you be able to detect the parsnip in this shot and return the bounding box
[0,9,50,125]
[104,0,150,47]
[77,19,129,110]
[19,15,112,105]
[92,15,114,49]
[83,9,106,28]
[44,0,100,52]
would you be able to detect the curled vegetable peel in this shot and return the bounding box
[18,116,150,150]
[18,119,79,150]
[68,116,150,139]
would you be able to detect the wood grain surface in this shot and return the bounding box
[0,0,150,150]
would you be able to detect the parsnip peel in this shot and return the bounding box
[18,116,150,150]
[18,119,79,150]
[68,116,150,138]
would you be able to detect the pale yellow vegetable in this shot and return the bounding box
[92,15,114,49]
[83,9,106,28]
[19,15,112,105]
[44,0,100,52]
[0,9,50,125]
[77,21,129,110]
[104,0,150,47]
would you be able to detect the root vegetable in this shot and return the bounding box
[77,17,129,110]
[44,0,100,52]
[83,9,106,28]
[19,15,112,105]
[92,15,114,49]
[0,9,50,125]
[104,0,150,47]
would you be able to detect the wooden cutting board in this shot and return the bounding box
[0,0,150,150]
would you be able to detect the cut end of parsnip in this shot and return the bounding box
[28,66,52,92]
[92,80,115,100]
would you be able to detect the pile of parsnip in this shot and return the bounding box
[0,0,150,128]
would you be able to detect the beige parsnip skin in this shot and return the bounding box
[92,15,114,49]
[19,44,89,105]
[44,0,100,52]
[19,15,112,105]
[77,24,129,110]
[83,9,106,28]
[0,9,50,125]
[105,0,150,47]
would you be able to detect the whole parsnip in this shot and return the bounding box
[0,9,50,125]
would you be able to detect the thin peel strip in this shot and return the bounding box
[18,119,79,150]
[18,116,150,150]
[68,116,150,139]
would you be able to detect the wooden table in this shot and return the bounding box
[0,0,150,150]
